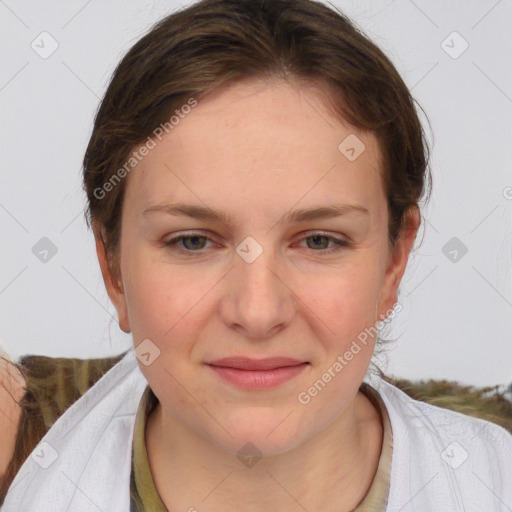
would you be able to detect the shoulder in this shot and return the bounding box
[377,376,512,468]
[16,352,127,426]
[371,376,512,506]
[378,375,512,432]
[0,351,128,505]
[1,350,147,512]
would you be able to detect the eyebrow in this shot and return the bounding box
[142,202,369,226]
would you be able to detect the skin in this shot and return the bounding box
[0,357,25,482]
[95,77,419,511]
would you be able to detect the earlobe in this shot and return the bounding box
[93,221,131,333]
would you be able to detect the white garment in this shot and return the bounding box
[3,349,512,511]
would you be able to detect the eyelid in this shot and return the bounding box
[162,229,351,256]
[163,229,216,243]
[163,229,349,244]
[300,229,349,242]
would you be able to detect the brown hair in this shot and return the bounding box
[82,0,432,287]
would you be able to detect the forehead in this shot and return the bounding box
[124,78,384,218]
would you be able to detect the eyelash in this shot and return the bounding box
[163,231,351,256]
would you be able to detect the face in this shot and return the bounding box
[96,77,418,457]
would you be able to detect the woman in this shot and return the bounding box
[1,0,511,510]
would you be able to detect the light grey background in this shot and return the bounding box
[1,0,511,388]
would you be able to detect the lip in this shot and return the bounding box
[205,357,309,389]
[206,356,307,370]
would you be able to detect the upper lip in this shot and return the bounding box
[206,357,307,371]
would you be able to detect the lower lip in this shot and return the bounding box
[207,363,309,389]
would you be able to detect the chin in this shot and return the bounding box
[208,413,306,459]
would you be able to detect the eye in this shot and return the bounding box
[296,231,351,255]
[163,232,214,252]
[162,230,351,256]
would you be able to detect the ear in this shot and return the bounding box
[93,221,131,333]
[377,207,420,321]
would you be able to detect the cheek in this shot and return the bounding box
[125,259,204,390]
[121,246,174,336]
[127,275,179,335]
[124,251,215,343]
[302,262,382,342]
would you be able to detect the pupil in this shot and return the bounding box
[310,235,327,249]
[185,236,204,250]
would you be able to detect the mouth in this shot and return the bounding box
[205,357,310,389]
[206,356,308,371]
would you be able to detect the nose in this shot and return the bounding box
[219,243,297,340]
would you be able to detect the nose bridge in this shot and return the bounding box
[222,234,296,338]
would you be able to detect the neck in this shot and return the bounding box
[145,390,383,512]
